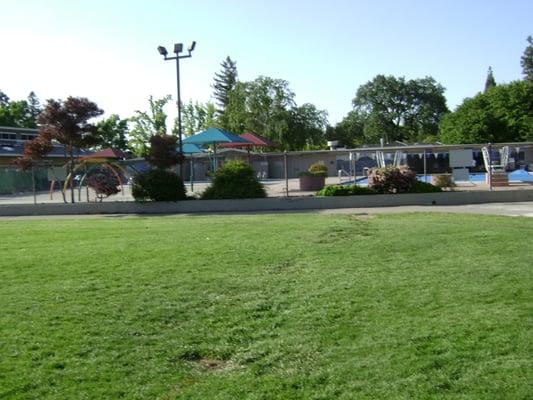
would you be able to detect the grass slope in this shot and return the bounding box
[0,213,531,399]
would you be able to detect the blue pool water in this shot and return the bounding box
[354,170,533,185]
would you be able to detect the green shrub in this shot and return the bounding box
[316,184,377,196]
[201,160,266,199]
[308,163,328,177]
[368,167,417,194]
[132,169,186,202]
[407,180,443,193]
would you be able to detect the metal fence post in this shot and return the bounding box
[284,151,289,197]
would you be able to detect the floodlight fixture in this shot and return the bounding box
[188,41,196,52]
[174,43,183,54]
[157,46,168,56]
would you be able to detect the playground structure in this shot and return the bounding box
[48,152,131,203]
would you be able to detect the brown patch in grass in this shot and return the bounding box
[348,213,375,221]
[197,358,227,370]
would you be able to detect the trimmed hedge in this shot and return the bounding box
[201,161,266,199]
[317,180,442,196]
[316,184,377,196]
[407,180,442,193]
[132,169,186,202]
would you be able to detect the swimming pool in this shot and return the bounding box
[353,170,533,185]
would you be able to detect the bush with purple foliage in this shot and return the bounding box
[368,167,417,194]
[87,168,121,201]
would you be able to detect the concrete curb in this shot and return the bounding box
[1,190,533,217]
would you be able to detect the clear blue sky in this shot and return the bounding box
[1,0,531,126]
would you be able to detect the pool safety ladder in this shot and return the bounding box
[375,150,403,168]
[482,146,509,172]
[376,151,386,168]
[393,151,404,167]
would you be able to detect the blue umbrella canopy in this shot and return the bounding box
[182,127,251,145]
[181,143,206,154]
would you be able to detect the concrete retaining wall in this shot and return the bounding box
[1,189,533,217]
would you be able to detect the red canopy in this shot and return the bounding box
[219,132,278,148]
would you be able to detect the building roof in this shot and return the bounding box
[263,141,533,156]
[0,126,39,135]
[83,148,128,159]
[219,132,279,148]
[0,141,92,159]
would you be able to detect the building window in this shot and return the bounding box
[21,134,37,141]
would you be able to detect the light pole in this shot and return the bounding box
[157,41,196,179]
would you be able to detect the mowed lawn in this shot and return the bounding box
[0,213,531,399]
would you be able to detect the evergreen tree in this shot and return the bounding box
[521,35,533,82]
[484,66,496,92]
[27,91,41,127]
[0,90,9,106]
[212,56,238,114]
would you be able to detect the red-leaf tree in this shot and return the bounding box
[146,134,179,169]
[14,133,53,171]
[37,97,103,202]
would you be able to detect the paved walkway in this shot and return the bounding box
[1,202,532,220]
[314,202,533,217]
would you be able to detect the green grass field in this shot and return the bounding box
[0,213,531,399]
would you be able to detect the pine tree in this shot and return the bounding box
[212,56,238,113]
[484,66,496,92]
[0,90,9,106]
[27,91,41,127]
[521,36,533,82]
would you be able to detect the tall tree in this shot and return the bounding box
[224,76,328,150]
[15,134,53,172]
[225,77,295,147]
[484,67,497,92]
[0,90,9,106]
[287,103,329,150]
[128,95,171,156]
[521,35,533,82]
[327,111,366,147]
[182,100,217,135]
[242,77,295,145]
[213,56,238,128]
[439,80,533,143]
[38,97,104,202]
[213,56,238,110]
[224,81,249,133]
[0,91,40,128]
[352,75,448,143]
[0,99,34,128]
[27,91,41,127]
[146,134,179,169]
[95,114,129,150]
